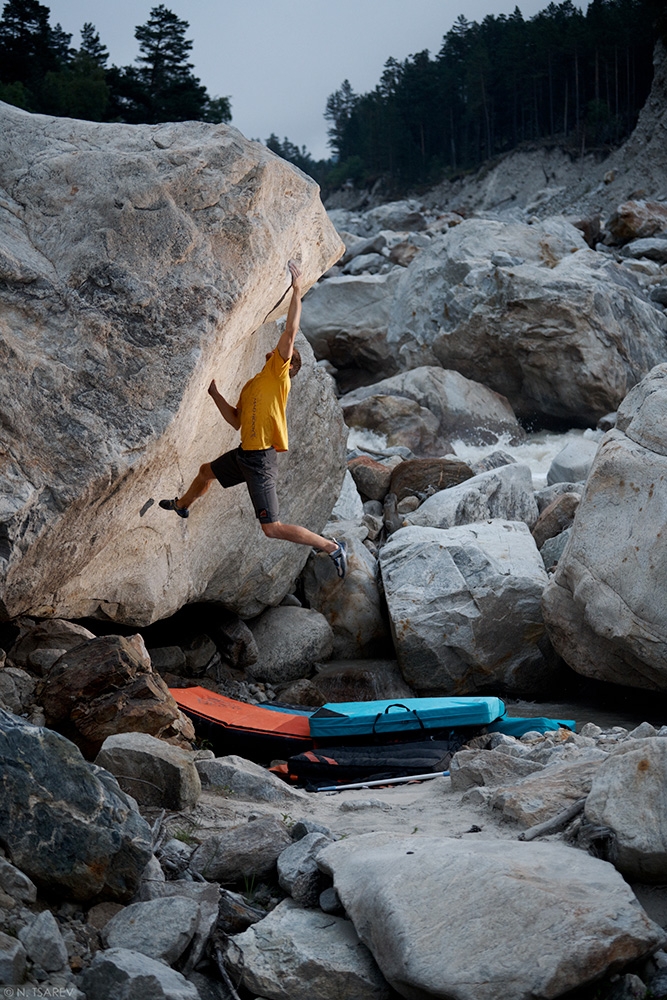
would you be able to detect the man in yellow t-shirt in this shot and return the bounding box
[159,261,347,579]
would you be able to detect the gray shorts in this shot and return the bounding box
[210,446,279,523]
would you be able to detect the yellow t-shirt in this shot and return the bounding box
[238,350,291,451]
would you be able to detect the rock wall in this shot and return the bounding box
[0,102,344,625]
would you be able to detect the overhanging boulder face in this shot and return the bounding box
[0,102,344,624]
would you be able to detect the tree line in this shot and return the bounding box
[0,0,231,124]
[319,0,663,191]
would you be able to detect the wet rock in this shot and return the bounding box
[318,832,666,1000]
[405,462,538,531]
[228,897,390,1000]
[96,732,201,810]
[546,437,600,485]
[340,367,525,448]
[246,607,334,685]
[101,897,199,965]
[380,522,555,696]
[81,947,200,1000]
[39,633,192,757]
[342,393,448,455]
[0,709,152,902]
[469,450,517,475]
[190,816,292,883]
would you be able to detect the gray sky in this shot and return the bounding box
[45,0,589,159]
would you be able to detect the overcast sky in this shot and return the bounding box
[45,0,589,159]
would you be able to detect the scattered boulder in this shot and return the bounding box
[542,365,667,690]
[620,237,667,265]
[190,816,292,883]
[277,832,332,907]
[101,897,200,966]
[492,758,606,828]
[379,522,556,696]
[328,469,365,524]
[81,947,200,1000]
[195,755,307,804]
[228,897,391,1000]
[300,270,402,386]
[348,455,402,502]
[317,833,666,1000]
[605,200,667,244]
[246,606,334,685]
[541,527,572,572]
[450,749,544,791]
[546,436,600,485]
[0,931,26,986]
[469,450,517,475]
[386,217,667,424]
[0,666,35,715]
[8,619,95,670]
[38,633,192,757]
[404,463,539,531]
[0,103,344,626]
[18,909,68,973]
[535,481,584,512]
[0,857,37,904]
[531,492,580,550]
[585,738,667,882]
[342,392,449,455]
[340,367,525,447]
[95,732,201,810]
[302,535,389,659]
[0,709,152,901]
[389,457,474,501]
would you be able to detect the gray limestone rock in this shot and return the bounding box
[190,816,292,883]
[277,832,332,907]
[96,732,201,810]
[81,947,200,1000]
[379,522,555,696]
[541,527,572,572]
[386,217,667,425]
[228,897,390,1000]
[492,758,606,828]
[317,833,666,1000]
[18,910,68,973]
[195,755,307,804]
[247,606,335,684]
[546,437,600,485]
[0,931,26,986]
[543,365,667,689]
[404,462,538,530]
[450,749,544,791]
[0,858,37,904]
[585,738,667,881]
[0,709,152,902]
[101,897,200,966]
[0,102,344,626]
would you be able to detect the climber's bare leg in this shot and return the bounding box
[261,521,336,553]
[178,463,216,510]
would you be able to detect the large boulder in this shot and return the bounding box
[96,732,202,810]
[0,102,344,626]
[300,270,402,385]
[302,534,389,659]
[82,948,200,1000]
[190,815,292,883]
[380,523,555,696]
[0,709,152,901]
[38,633,192,756]
[228,897,391,1000]
[340,367,525,447]
[404,463,538,531]
[585,738,667,882]
[317,833,666,1000]
[542,365,667,690]
[386,217,667,424]
[246,606,335,684]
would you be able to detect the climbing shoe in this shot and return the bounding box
[159,497,189,519]
[330,538,348,580]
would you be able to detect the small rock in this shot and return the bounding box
[82,947,200,1000]
[319,886,344,915]
[18,910,68,973]
[190,816,292,883]
[195,755,307,804]
[277,832,332,907]
[0,858,37,904]
[0,930,27,985]
[101,897,200,966]
[96,732,201,810]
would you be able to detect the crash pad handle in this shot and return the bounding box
[372,703,425,733]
